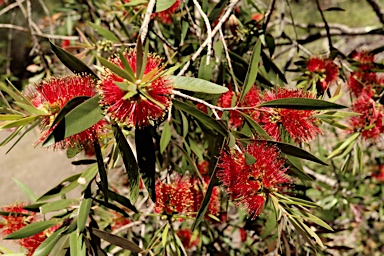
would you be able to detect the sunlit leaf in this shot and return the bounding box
[240,40,261,101]
[89,22,120,43]
[259,98,346,110]
[172,76,228,94]
[160,121,171,153]
[91,228,142,253]
[4,221,60,240]
[155,0,177,12]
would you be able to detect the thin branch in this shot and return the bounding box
[182,0,201,38]
[177,0,242,76]
[38,0,54,42]
[192,0,213,64]
[154,20,173,64]
[303,166,337,188]
[0,0,26,16]
[219,28,239,93]
[315,0,333,51]
[262,0,277,32]
[366,0,384,25]
[139,0,156,43]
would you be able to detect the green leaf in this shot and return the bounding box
[12,178,37,202]
[136,127,156,202]
[40,199,77,214]
[91,228,143,253]
[118,51,136,82]
[245,152,256,165]
[78,164,99,185]
[161,224,169,248]
[285,155,313,181]
[37,173,82,202]
[136,37,144,79]
[108,189,138,213]
[97,56,134,82]
[0,114,24,121]
[198,55,214,81]
[14,102,47,116]
[326,132,360,159]
[160,121,171,153]
[50,42,98,78]
[266,141,327,165]
[0,116,39,129]
[43,95,104,147]
[258,98,346,110]
[173,228,188,256]
[77,198,92,233]
[50,96,90,128]
[47,234,69,256]
[241,112,271,139]
[172,76,228,94]
[155,0,177,12]
[112,124,140,203]
[89,22,120,43]
[94,140,108,203]
[192,165,219,231]
[173,100,227,136]
[5,121,40,154]
[0,125,24,147]
[4,221,60,240]
[0,81,32,104]
[208,0,229,23]
[261,211,277,239]
[240,40,261,101]
[32,228,63,256]
[174,143,203,181]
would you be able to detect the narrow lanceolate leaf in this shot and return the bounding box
[108,189,138,213]
[77,198,92,233]
[14,102,47,116]
[32,228,63,256]
[97,56,133,82]
[43,95,104,147]
[37,173,82,202]
[173,100,227,136]
[12,178,37,202]
[50,96,90,127]
[94,140,108,203]
[172,76,228,94]
[136,36,144,79]
[240,40,262,101]
[4,221,60,240]
[40,199,77,214]
[258,98,346,110]
[112,124,140,203]
[0,116,39,129]
[174,143,203,182]
[160,121,171,153]
[241,113,271,139]
[326,132,360,160]
[262,140,327,165]
[91,228,143,253]
[89,22,120,43]
[119,51,135,82]
[50,42,98,78]
[136,128,156,203]
[155,0,177,12]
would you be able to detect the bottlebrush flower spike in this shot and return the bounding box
[348,71,381,97]
[176,229,199,249]
[152,0,180,24]
[155,178,193,214]
[351,50,375,70]
[350,88,384,140]
[260,88,321,143]
[307,57,339,92]
[217,141,289,218]
[24,75,107,150]
[99,49,173,128]
[0,203,55,256]
[190,177,220,217]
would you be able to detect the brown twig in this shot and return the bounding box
[366,0,384,25]
[315,0,333,52]
[262,0,277,32]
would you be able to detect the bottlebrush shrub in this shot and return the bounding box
[0,1,384,255]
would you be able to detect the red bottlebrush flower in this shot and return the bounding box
[176,229,199,249]
[155,178,193,214]
[24,75,107,150]
[373,164,384,182]
[217,141,289,218]
[351,50,375,70]
[196,102,208,113]
[260,88,321,143]
[190,177,220,217]
[350,88,384,140]
[239,228,247,242]
[241,86,262,122]
[252,13,263,22]
[307,57,339,91]
[0,203,54,256]
[348,71,379,97]
[110,212,130,231]
[217,91,243,128]
[197,160,210,176]
[60,39,70,48]
[99,49,173,128]
[151,0,180,24]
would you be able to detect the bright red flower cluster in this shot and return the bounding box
[260,88,321,143]
[0,203,56,256]
[155,176,219,217]
[152,0,180,24]
[216,86,261,128]
[307,57,339,92]
[217,141,289,218]
[99,50,173,128]
[176,229,199,249]
[25,75,107,150]
[350,88,384,140]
